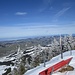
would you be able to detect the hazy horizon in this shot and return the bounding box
[0,33,75,41]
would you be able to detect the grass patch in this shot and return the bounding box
[59,65,74,73]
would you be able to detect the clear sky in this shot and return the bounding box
[0,0,75,38]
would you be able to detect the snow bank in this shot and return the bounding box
[24,50,75,75]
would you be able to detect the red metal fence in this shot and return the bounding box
[39,57,73,75]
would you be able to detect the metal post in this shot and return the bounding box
[50,66,54,75]
[43,50,46,67]
[60,35,63,59]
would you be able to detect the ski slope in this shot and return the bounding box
[24,50,75,75]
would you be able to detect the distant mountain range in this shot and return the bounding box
[0,34,75,42]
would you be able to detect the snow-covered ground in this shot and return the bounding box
[0,54,16,75]
[24,50,75,75]
[0,50,75,75]
[0,65,15,75]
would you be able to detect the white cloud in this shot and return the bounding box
[39,0,54,12]
[15,12,27,15]
[54,7,70,19]
[0,24,75,38]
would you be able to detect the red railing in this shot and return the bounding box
[39,57,73,75]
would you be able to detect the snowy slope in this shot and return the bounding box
[24,50,75,75]
[0,65,14,75]
[0,54,16,75]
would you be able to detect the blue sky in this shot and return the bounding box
[0,0,75,38]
